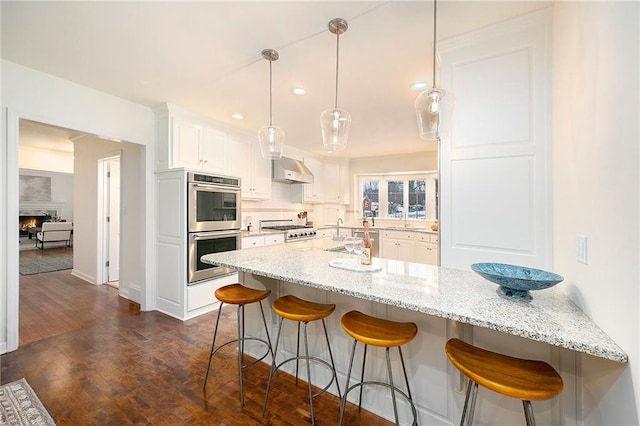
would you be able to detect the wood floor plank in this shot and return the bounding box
[2,267,394,425]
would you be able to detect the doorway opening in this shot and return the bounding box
[98,155,121,288]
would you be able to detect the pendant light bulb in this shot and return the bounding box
[415,0,453,141]
[258,49,285,159]
[321,18,351,153]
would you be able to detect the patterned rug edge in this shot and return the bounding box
[0,378,56,425]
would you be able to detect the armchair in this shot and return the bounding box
[36,222,73,250]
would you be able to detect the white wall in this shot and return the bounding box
[552,2,640,424]
[19,146,73,174]
[19,168,74,222]
[0,59,155,353]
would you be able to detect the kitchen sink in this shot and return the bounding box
[325,246,349,253]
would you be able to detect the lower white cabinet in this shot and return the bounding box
[380,230,415,262]
[155,169,240,321]
[380,230,439,265]
[415,233,439,265]
[187,273,239,313]
[242,233,285,248]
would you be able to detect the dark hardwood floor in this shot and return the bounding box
[1,266,392,425]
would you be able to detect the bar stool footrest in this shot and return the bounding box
[272,355,338,398]
[211,337,272,370]
[343,380,418,425]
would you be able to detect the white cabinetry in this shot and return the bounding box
[316,228,336,239]
[293,157,324,203]
[381,230,415,262]
[242,233,285,248]
[323,158,350,204]
[155,169,239,320]
[381,230,440,264]
[234,136,271,200]
[154,104,231,175]
[415,233,439,265]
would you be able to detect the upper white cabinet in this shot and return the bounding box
[292,156,324,203]
[154,104,231,175]
[172,118,230,174]
[233,135,271,200]
[323,158,350,204]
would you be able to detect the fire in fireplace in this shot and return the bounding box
[19,214,50,235]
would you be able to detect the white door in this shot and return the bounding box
[107,159,120,282]
[439,10,552,271]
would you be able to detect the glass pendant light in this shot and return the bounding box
[415,0,452,141]
[321,18,351,153]
[258,49,285,159]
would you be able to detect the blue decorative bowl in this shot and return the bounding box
[470,262,564,301]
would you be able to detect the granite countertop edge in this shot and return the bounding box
[203,244,628,364]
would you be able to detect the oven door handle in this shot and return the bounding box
[191,182,240,191]
[191,230,241,240]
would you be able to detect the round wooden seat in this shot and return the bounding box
[214,283,271,305]
[341,310,417,347]
[445,338,563,401]
[272,295,335,322]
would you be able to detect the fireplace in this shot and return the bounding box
[19,203,65,236]
[19,214,51,236]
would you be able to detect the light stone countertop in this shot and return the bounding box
[202,239,627,363]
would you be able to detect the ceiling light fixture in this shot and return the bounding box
[414,0,452,141]
[410,82,428,92]
[231,113,244,120]
[320,18,351,153]
[258,49,285,159]
[292,87,306,96]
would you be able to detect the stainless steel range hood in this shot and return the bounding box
[272,157,314,184]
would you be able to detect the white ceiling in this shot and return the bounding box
[2,1,551,158]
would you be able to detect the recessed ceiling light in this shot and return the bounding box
[231,113,244,120]
[411,82,429,92]
[292,87,306,96]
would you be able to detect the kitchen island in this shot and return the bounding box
[202,240,627,425]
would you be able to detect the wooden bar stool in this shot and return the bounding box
[339,310,418,426]
[203,283,273,407]
[445,338,564,426]
[262,295,341,425]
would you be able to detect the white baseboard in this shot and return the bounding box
[71,269,95,284]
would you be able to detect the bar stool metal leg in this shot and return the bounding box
[339,339,358,426]
[302,322,316,426]
[237,305,245,406]
[358,344,368,411]
[460,380,479,426]
[262,317,285,417]
[203,302,225,388]
[386,347,400,425]
[321,319,341,399]
[523,401,536,426]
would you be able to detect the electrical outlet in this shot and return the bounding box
[576,235,588,264]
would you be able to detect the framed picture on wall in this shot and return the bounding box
[19,175,52,201]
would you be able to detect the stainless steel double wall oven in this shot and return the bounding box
[187,172,241,284]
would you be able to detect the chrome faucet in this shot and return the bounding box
[336,218,343,239]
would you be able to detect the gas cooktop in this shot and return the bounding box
[260,220,317,242]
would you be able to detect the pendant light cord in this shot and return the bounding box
[269,58,273,126]
[334,31,340,110]
[432,0,437,88]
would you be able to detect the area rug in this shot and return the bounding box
[19,254,72,275]
[0,378,56,425]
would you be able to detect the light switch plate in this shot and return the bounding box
[576,235,588,264]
